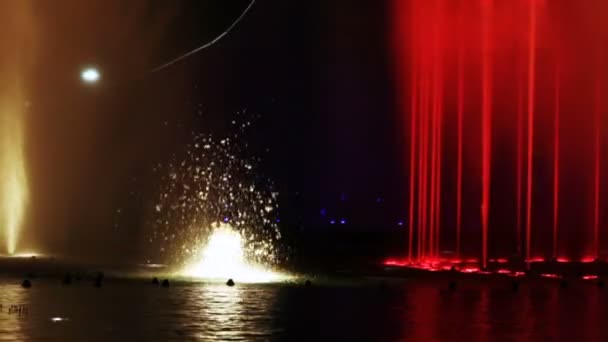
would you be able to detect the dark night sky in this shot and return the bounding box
[19,0,403,260]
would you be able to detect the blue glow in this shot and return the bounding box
[340,219,346,225]
[330,220,336,225]
[320,208,327,217]
[397,221,404,226]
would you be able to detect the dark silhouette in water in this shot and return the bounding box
[152,277,159,285]
[162,279,170,287]
[304,280,312,288]
[226,279,235,286]
[448,281,457,291]
[21,279,32,288]
[94,272,104,288]
[62,273,72,285]
[512,281,520,292]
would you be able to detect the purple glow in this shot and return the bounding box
[330,220,336,225]
[340,219,347,225]
[320,208,327,217]
[223,217,230,222]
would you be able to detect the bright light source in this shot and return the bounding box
[81,68,100,83]
[181,223,289,283]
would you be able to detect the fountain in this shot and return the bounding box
[0,3,34,255]
[393,0,608,267]
[142,114,289,282]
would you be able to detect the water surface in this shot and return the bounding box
[0,277,606,341]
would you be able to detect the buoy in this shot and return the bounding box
[152,277,160,285]
[161,279,170,287]
[21,280,32,288]
[226,279,235,287]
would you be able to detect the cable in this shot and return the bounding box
[149,0,256,74]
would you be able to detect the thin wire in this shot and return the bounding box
[149,0,256,74]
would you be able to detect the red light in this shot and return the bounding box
[582,275,599,280]
[527,257,545,263]
[580,257,595,263]
[461,267,480,273]
[540,273,561,279]
[497,269,511,274]
[383,258,409,267]
[556,257,570,263]
[497,258,508,263]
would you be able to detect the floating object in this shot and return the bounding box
[226,279,235,287]
[152,277,159,285]
[304,280,312,288]
[161,279,170,287]
[448,281,457,291]
[21,279,31,288]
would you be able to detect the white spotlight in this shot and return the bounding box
[81,68,100,84]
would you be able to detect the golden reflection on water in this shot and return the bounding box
[187,284,280,341]
[0,284,27,341]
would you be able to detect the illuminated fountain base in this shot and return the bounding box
[382,256,607,281]
[180,224,290,283]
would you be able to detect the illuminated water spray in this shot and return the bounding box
[182,222,285,283]
[142,112,289,281]
[1,115,28,254]
[0,3,33,255]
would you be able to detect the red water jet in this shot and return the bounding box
[593,78,601,258]
[393,0,607,266]
[480,0,493,270]
[553,64,560,259]
[525,0,537,269]
[456,37,464,258]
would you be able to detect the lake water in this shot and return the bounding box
[0,276,606,341]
